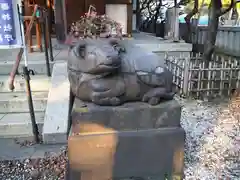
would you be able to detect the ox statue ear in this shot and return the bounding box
[69,44,75,49]
[109,39,119,46]
[74,42,86,59]
[109,39,125,53]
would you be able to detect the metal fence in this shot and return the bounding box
[194,26,240,56]
[164,52,240,98]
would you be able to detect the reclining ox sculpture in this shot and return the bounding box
[67,38,175,106]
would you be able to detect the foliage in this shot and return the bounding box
[68,6,122,40]
[183,0,240,15]
[139,0,164,19]
[138,0,165,32]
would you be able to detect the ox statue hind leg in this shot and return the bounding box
[89,76,125,106]
[142,87,175,105]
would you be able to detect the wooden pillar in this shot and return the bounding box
[24,0,43,53]
[173,0,179,42]
[127,4,133,36]
[36,19,43,52]
[54,0,67,42]
[136,0,140,31]
[132,0,137,32]
[46,0,54,34]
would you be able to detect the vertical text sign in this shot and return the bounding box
[0,0,20,47]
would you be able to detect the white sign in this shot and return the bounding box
[0,0,22,49]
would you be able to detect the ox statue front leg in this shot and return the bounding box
[89,76,125,106]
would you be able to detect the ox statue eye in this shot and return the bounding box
[79,47,85,57]
[76,44,86,59]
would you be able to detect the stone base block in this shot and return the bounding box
[67,124,185,180]
[71,99,182,130]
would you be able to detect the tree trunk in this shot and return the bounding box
[184,0,198,43]
[202,0,221,62]
[202,0,236,62]
[153,2,161,34]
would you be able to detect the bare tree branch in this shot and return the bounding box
[218,0,234,16]
[178,0,191,6]
[138,0,165,32]
[139,0,149,12]
[159,3,169,7]
[218,0,240,16]
[153,0,162,29]
[184,0,199,31]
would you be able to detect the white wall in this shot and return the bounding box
[105,4,128,35]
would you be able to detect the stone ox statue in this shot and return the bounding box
[67,38,175,106]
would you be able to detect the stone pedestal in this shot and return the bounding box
[67,98,185,180]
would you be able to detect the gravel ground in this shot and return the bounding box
[0,146,67,180]
[0,96,239,180]
[177,96,240,180]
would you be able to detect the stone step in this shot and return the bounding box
[0,92,48,113]
[0,60,55,75]
[0,112,45,138]
[0,75,51,92]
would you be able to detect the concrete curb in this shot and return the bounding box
[43,62,70,144]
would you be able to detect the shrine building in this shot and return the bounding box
[25,0,139,42]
